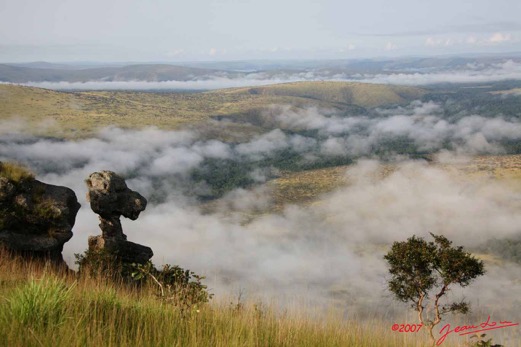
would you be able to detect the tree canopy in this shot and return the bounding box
[384,233,485,346]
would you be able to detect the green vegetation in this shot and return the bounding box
[190,149,353,199]
[468,334,504,347]
[0,161,36,229]
[269,165,349,210]
[4,277,73,329]
[0,249,432,347]
[191,158,256,199]
[243,81,425,108]
[0,164,65,229]
[0,82,426,138]
[478,237,521,264]
[130,262,212,310]
[75,248,211,310]
[0,161,34,183]
[384,234,485,347]
[32,197,61,221]
[423,86,521,122]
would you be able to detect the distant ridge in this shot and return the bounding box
[0,64,234,83]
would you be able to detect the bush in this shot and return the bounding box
[131,262,212,311]
[75,249,212,310]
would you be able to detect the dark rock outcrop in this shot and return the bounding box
[0,170,81,263]
[86,171,152,263]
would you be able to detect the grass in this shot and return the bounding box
[0,161,35,183]
[2,250,518,346]
[0,82,425,139]
[0,249,443,347]
[236,81,426,108]
[3,277,74,328]
[269,165,349,211]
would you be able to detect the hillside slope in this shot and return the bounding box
[0,82,426,138]
[230,81,425,108]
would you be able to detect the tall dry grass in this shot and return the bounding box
[1,249,516,347]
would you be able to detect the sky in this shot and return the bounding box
[0,0,521,63]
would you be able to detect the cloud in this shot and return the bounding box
[466,36,478,44]
[385,42,398,51]
[235,129,290,157]
[165,48,186,57]
[425,37,454,47]
[116,158,521,319]
[1,121,521,321]
[5,57,521,91]
[425,33,516,48]
[12,77,301,91]
[264,101,521,155]
[339,43,356,52]
[355,60,521,85]
[487,32,512,43]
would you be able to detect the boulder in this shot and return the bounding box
[0,168,81,263]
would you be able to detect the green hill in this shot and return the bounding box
[0,81,426,138]
[227,81,425,108]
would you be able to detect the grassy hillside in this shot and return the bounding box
[238,81,425,108]
[0,251,432,347]
[0,82,425,138]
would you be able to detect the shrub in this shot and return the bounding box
[131,261,212,311]
[0,162,34,184]
[75,249,212,310]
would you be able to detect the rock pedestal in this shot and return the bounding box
[85,171,152,264]
[88,236,153,264]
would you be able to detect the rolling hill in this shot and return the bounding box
[0,81,426,138]
[232,81,425,108]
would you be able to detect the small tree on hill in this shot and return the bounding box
[384,233,485,347]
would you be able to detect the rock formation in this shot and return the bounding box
[86,171,153,264]
[0,162,81,264]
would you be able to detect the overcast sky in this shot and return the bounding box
[1,0,520,62]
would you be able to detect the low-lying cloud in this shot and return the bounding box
[7,60,521,90]
[11,71,315,91]
[355,60,521,85]
[265,101,521,155]
[1,117,521,320]
[17,77,300,91]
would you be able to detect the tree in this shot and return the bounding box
[384,233,485,347]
